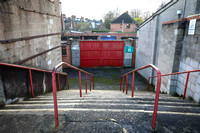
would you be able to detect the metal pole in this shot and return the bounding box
[52,72,59,127]
[29,69,34,98]
[85,73,87,93]
[79,71,82,97]
[93,76,94,90]
[90,75,91,91]
[132,72,135,97]
[67,75,69,89]
[147,77,150,91]
[120,77,122,91]
[126,74,128,94]
[183,72,190,99]
[57,74,60,91]
[123,76,125,93]
[152,71,161,129]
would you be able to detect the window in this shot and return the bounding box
[126,24,130,28]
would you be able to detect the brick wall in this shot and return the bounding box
[0,0,62,71]
[111,23,135,32]
[62,44,72,67]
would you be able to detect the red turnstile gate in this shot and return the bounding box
[80,41,124,67]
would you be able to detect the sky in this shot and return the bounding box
[60,0,170,20]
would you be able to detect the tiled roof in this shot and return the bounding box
[111,12,136,24]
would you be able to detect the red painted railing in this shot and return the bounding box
[148,69,200,99]
[120,64,161,129]
[52,62,94,127]
[0,62,68,98]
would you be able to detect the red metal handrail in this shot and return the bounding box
[0,62,68,98]
[52,62,94,127]
[120,64,161,129]
[148,69,200,99]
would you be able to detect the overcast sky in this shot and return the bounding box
[60,0,170,20]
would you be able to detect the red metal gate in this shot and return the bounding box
[80,41,124,67]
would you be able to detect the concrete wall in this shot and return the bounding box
[0,65,68,105]
[176,19,200,102]
[136,0,198,79]
[0,0,62,71]
[136,17,157,79]
[111,23,135,32]
[158,21,185,94]
[136,0,200,102]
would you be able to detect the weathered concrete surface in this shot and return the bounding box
[0,89,200,133]
[0,0,62,70]
[0,68,199,132]
[64,67,153,91]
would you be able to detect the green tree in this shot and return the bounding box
[75,22,91,31]
[134,17,144,24]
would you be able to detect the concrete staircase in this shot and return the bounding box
[0,89,200,133]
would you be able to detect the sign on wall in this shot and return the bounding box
[125,46,134,53]
[188,19,196,35]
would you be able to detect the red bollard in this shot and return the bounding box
[79,71,82,97]
[132,72,135,97]
[126,74,128,94]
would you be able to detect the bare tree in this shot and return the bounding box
[130,9,142,18]
[103,8,120,29]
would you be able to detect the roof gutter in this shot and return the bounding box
[138,0,179,29]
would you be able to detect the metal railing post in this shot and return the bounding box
[52,70,59,127]
[147,77,150,91]
[132,72,135,97]
[79,71,82,97]
[57,74,60,91]
[126,74,128,94]
[90,75,91,91]
[123,76,125,93]
[29,69,34,98]
[152,71,161,129]
[85,73,87,93]
[93,76,94,90]
[67,75,69,89]
[183,72,190,99]
[120,77,122,91]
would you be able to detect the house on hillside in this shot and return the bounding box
[111,12,137,32]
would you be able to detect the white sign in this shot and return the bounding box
[188,19,196,35]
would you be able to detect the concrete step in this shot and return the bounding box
[0,90,200,133]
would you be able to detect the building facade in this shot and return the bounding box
[111,12,137,32]
[136,0,200,102]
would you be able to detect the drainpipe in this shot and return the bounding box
[151,15,160,84]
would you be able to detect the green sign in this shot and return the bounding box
[125,46,134,53]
